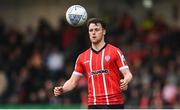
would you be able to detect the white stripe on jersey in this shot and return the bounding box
[117,50,125,66]
[90,50,96,105]
[119,66,129,71]
[101,49,109,105]
[117,50,129,74]
[72,71,83,76]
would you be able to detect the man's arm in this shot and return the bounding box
[120,68,133,91]
[54,74,82,96]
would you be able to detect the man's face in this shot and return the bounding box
[88,23,106,44]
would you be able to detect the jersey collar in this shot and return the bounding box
[91,43,107,54]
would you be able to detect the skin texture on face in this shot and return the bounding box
[88,23,106,45]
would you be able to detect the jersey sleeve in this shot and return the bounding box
[115,48,129,71]
[73,54,84,76]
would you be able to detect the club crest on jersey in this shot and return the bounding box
[105,55,110,62]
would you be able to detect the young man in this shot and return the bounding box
[54,18,133,109]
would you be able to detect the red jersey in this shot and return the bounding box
[73,43,129,105]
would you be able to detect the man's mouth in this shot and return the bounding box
[92,36,96,38]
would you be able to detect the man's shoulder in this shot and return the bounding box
[107,43,121,51]
[79,48,91,56]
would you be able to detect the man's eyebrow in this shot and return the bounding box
[89,27,100,30]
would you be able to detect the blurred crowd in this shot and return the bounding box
[0,11,179,109]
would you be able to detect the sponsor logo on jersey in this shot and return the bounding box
[121,55,127,65]
[90,69,109,75]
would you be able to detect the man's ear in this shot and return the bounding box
[103,29,106,36]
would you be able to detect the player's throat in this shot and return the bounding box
[91,42,106,53]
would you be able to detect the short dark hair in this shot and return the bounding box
[87,18,106,29]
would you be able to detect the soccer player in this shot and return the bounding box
[54,18,133,109]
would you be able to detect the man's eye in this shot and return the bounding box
[95,29,99,31]
[89,28,100,32]
[89,29,93,32]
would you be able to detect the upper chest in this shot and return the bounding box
[82,47,116,67]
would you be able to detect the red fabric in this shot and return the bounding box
[74,44,128,105]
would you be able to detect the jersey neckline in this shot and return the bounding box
[91,43,107,54]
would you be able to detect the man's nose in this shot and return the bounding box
[92,30,96,34]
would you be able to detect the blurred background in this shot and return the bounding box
[0,0,179,109]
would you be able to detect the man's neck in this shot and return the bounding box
[92,41,106,52]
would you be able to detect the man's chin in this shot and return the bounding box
[91,39,101,44]
[91,41,99,44]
